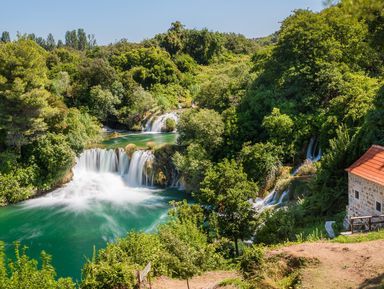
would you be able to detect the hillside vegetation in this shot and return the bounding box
[0,0,384,288]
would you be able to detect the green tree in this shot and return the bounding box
[173,144,212,192]
[1,31,10,43]
[0,40,51,150]
[199,159,258,255]
[46,33,56,51]
[239,142,282,191]
[88,85,120,121]
[177,109,224,154]
[28,133,75,189]
[158,219,220,288]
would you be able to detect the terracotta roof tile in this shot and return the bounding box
[346,145,384,186]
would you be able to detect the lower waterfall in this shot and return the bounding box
[25,148,157,209]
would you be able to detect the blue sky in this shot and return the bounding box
[1,0,323,44]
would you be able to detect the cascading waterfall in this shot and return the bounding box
[77,148,130,175]
[126,150,154,187]
[145,112,179,133]
[25,148,157,209]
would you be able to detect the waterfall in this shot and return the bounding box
[25,148,158,210]
[145,112,179,133]
[75,148,154,187]
[252,189,289,212]
[306,137,322,162]
[76,148,130,176]
[126,150,154,187]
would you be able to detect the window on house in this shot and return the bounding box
[354,190,360,199]
[376,201,382,213]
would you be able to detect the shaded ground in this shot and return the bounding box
[152,270,238,289]
[271,240,384,289]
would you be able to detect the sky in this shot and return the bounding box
[1,0,324,44]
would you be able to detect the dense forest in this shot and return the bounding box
[0,0,384,288]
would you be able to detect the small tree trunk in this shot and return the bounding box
[235,238,239,256]
[186,278,190,289]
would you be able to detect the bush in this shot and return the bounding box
[254,208,296,244]
[240,245,265,279]
[0,173,35,206]
[0,242,76,289]
[28,133,76,189]
[296,160,317,176]
[177,109,224,154]
[146,141,156,150]
[125,143,137,157]
[164,118,176,132]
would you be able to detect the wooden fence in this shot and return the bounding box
[350,215,384,234]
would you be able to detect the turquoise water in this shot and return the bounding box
[0,188,186,281]
[103,132,178,149]
[0,132,183,281]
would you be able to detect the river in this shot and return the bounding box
[0,113,184,281]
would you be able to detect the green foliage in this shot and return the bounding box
[306,126,352,215]
[199,159,258,255]
[254,208,296,244]
[117,87,155,129]
[0,172,35,206]
[173,143,212,192]
[64,108,101,154]
[0,40,50,149]
[239,245,264,279]
[239,142,282,191]
[333,229,384,243]
[262,108,294,146]
[112,47,180,88]
[150,83,190,110]
[0,242,75,289]
[81,201,224,288]
[28,133,75,189]
[88,85,120,121]
[177,109,224,154]
[164,118,176,132]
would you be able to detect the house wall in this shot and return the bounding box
[348,173,384,218]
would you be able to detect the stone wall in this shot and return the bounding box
[348,173,384,218]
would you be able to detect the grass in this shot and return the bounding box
[218,278,251,289]
[333,229,384,243]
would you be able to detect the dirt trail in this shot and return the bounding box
[271,240,384,289]
[152,270,238,289]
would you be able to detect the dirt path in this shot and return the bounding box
[152,270,238,289]
[271,240,384,289]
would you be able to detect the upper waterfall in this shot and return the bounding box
[145,112,179,133]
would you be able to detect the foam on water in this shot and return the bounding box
[23,148,159,211]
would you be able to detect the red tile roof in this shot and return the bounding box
[346,145,384,186]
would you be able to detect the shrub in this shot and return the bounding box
[254,208,296,244]
[239,245,265,279]
[125,143,137,157]
[296,160,317,176]
[164,118,176,132]
[146,141,156,150]
[0,242,76,289]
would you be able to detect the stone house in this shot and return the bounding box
[346,145,384,218]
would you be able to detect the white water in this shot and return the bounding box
[145,112,179,133]
[24,148,157,211]
[306,137,322,162]
[126,150,155,187]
